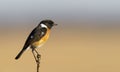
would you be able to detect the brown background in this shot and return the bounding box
[0,22,120,72]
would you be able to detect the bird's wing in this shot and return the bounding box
[22,27,47,50]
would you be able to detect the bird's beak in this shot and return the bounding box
[54,23,58,26]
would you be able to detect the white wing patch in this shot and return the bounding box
[30,35,34,38]
[41,23,47,28]
[41,32,45,35]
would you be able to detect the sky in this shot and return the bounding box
[0,0,120,26]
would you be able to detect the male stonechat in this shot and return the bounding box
[15,20,57,59]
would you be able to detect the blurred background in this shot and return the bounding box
[0,0,120,72]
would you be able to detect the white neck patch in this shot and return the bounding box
[41,23,47,28]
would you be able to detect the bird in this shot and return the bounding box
[15,20,57,60]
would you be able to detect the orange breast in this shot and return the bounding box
[32,28,50,48]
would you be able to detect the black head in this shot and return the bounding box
[39,20,57,29]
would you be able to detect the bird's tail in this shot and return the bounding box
[15,49,25,60]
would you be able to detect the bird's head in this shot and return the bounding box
[39,20,57,29]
